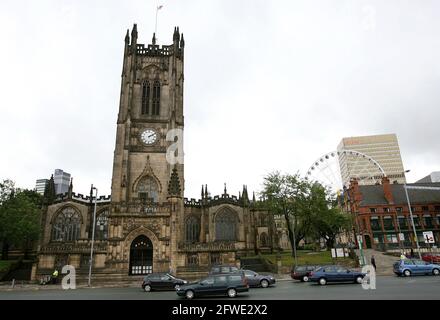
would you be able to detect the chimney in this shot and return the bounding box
[350,179,363,202]
[382,176,394,204]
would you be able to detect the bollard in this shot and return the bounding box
[11,279,15,288]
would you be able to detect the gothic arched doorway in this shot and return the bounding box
[129,235,153,275]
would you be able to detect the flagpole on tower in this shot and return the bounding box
[155,4,163,41]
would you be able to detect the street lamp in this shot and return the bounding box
[402,170,423,260]
[88,185,98,287]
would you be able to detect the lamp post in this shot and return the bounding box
[401,169,422,260]
[88,185,98,287]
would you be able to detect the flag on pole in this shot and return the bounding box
[157,5,163,10]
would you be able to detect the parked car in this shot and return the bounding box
[291,265,320,282]
[176,273,249,299]
[393,259,440,277]
[208,264,240,275]
[309,265,366,286]
[242,269,276,288]
[142,273,188,292]
[422,253,440,264]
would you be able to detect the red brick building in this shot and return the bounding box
[345,177,440,251]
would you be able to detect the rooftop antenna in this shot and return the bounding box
[155,4,164,43]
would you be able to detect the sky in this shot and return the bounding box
[1,0,439,199]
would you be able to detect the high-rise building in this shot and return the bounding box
[53,169,71,195]
[337,134,406,186]
[417,172,440,183]
[35,179,49,195]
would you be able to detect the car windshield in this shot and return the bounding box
[295,266,306,272]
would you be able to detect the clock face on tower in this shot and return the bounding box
[140,129,158,145]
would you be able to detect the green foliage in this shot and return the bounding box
[261,172,351,251]
[0,179,42,259]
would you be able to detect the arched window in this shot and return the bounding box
[141,81,150,115]
[185,216,200,243]
[260,232,269,247]
[152,81,160,115]
[51,207,81,242]
[215,208,237,241]
[137,176,159,202]
[95,209,109,240]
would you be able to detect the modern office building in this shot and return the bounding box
[417,172,440,183]
[337,134,406,186]
[53,169,71,195]
[35,179,49,195]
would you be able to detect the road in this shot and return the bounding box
[0,276,439,300]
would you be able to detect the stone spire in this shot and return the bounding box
[152,32,157,45]
[131,23,138,53]
[167,167,182,197]
[201,185,205,200]
[68,178,73,199]
[223,183,227,196]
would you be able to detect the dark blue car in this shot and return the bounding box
[309,265,365,286]
[393,259,440,277]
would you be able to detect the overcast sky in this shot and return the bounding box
[1,0,439,199]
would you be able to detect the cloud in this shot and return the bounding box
[0,0,439,198]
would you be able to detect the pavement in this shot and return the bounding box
[0,276,439,300]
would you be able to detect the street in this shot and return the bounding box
[0,276,439,300]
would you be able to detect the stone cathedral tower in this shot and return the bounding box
[34,25,278,283]
[107,24,185,276]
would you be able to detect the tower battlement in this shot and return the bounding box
[125,24,184,58]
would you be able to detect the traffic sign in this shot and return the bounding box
[423,231,435,244]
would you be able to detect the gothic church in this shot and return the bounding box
[35,25,278,281]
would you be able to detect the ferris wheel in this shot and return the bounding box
[305,150,386,194]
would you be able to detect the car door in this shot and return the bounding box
[415,260,430,274]
[244,270,258,286]
[324,266,338,281]
[197,277,215,296]
[336,266,352,282]
[212,275,228,295]
[148,274,161,289]
[160,274,174,290]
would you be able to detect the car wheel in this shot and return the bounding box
[302,275,309,282]
[260,279,269,288]
[185,290,194,299]
[319,278,327,286]
[144,285,151,292]
[432,268,440,276]
[227,288,237,298]
[403,270,411,277]
[355,276,363,284]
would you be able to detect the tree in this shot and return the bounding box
[305,183,351,249]
[261,172,351,256]
[261,172,309,261]
[0,179,42,260]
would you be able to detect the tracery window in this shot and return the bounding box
[51,207,81,242]
[95,209,109,240]
[185,216,200,243]
[152,81,160,115]
[141,81,150,115]
[215,208,237,241]
[137,176,159,203]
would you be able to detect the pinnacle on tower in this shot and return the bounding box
[167,167,182,197]
[180,33,185,48]
[125,29,130,44]
[44,174,56,203]
[68,177,73,198]
[152,32,157,45]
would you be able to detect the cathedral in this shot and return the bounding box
[35,25,279,281]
